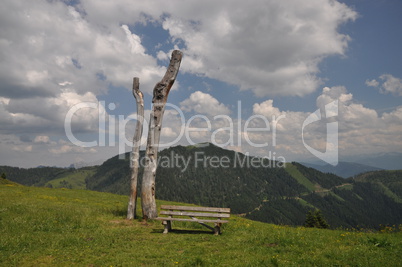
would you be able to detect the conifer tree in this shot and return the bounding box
[304,209,329,229]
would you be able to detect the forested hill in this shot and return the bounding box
[0,165,96,189]
[351,170,402,204]
[0,166,75,186]
[86,143,402,229]
[2,143,402,229]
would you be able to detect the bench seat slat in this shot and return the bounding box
[160,210,230,218]
[156,217,229,223]
[160,205,230,213]
[157,205,230,235]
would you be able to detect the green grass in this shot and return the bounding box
[44,167,96,189]
[1,183,401,266]
[375,182,402,203]
[285,163,316,192]
[336,183,353,190]
[0,177,19,185]
[329,191,345,202]
[296,198,316,209]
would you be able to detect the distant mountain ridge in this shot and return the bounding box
[2,143,402,229]
[301,162,383,178]
[352,152,402,170]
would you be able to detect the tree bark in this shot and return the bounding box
[127,77,144,220]
[141,50,183,220]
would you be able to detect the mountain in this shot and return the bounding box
[84,143,402,229]
[3,143,402,229]
[68,159,104,169]
[349,152,402,170]
[301,162,383,178]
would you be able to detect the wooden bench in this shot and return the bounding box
[155,205,230,235]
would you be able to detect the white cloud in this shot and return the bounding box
[365,79,379,87]
[250,86,402,160]
[180,91,231,116]
[0,0,359,108]
[366,74,402,96]
[0,0,170,168]
[6,0,397,167]
[0,89,104,135]
[79,0,357,97]
[160,0,356,97]
[34,135,50,144]
[104,85,402,163]
[379,74,402,96]
[0,132,112,167]
[161,127,177,138]
[49,144,97,154]
[0,0,166,136]
[12,145,33,152]
[253,100,282,118]
[0,97,10,105]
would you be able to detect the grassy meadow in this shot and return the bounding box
[44,168,96,189]
[0,179,401,266]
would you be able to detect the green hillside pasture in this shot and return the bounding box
[285,163,316,192]
[0,177,20,186]
[0,184,401,266]
[45,167,96,189]
[296,197,316,209]
[374,182,402,204]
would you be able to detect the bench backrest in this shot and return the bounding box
[160,205,230,218]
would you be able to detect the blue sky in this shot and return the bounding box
[0,0,401,168]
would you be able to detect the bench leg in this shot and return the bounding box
[162,220,171,234]
[214,223,222,235]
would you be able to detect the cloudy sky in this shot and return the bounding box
[0,0,401,168]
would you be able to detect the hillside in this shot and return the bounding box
[0,177,20,186]
[1,183,401,266]
[352,170,402,203]
[0,165,74,186]
[0,166,97,189]
[84,144,402,229]
[3,143,402,229]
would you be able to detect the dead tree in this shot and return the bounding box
[141,50,183,220]
[127,77,144,220]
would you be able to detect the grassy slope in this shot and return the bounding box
[1,183,401,266]
[375,182,402,204]
[44,168,97,189]
[285,163,316,192]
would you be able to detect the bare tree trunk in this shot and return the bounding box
[127,77,144,220]
[141,50,183,220]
